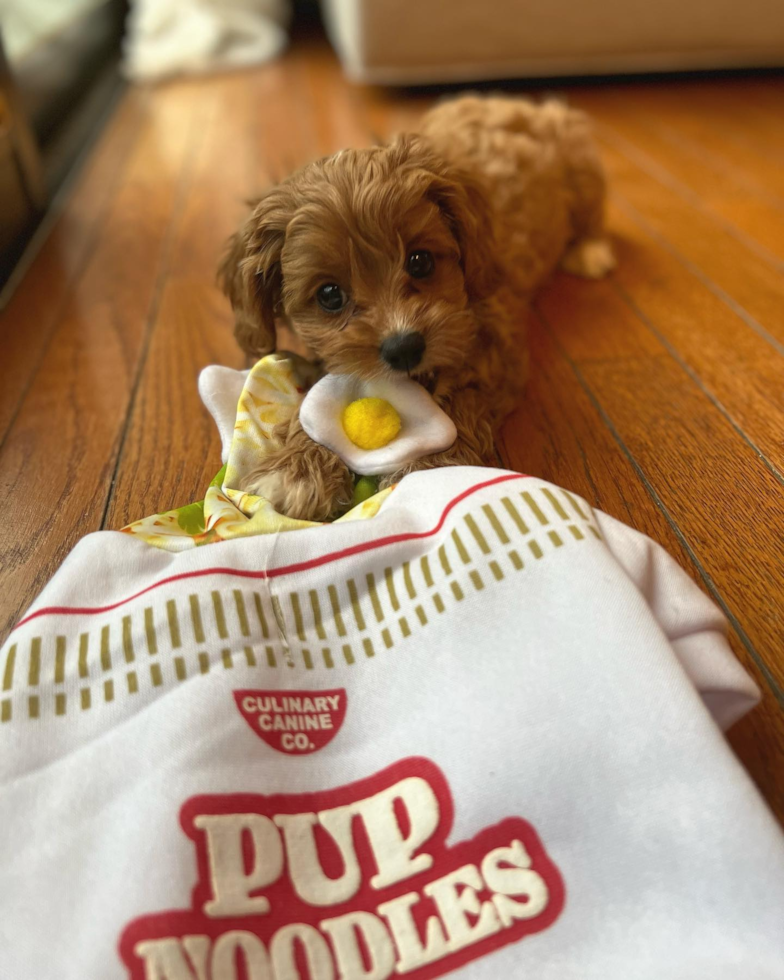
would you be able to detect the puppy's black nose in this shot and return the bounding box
[380,332,426,372]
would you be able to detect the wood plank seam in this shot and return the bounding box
[0,103,148,456]
[534,303,784,709]
[597,123,784,276]
[608,278,784,490]
[610,108,784,213]
[578,82,784,206]
[98,107,213,531]
[609,190,784,359]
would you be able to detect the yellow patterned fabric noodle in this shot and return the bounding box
[121,354,394,551]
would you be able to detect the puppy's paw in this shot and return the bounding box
[561,237,616,279]
[244,444,354,522]
[276,467,354,522]
[246,470,286,506]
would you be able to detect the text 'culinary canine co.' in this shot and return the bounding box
[233,689,347,754]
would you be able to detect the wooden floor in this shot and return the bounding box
[1,41,783,816]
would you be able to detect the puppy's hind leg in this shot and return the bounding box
[557,109,616,280]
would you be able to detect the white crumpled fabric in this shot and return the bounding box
[123,0,291,81]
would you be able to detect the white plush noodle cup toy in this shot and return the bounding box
[299,375,457,476]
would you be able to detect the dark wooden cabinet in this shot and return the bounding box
[0,3,126,287]
[0,38,45,281]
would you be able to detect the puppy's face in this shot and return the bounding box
[220,137,500,381]
[280,194,472,380]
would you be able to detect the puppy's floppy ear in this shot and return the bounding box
[218,185,294,358]
[427,169,502,302]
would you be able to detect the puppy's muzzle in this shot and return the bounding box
[380,331,426,372]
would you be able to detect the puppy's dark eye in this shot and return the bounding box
[316,283,349,313]
[406,250,435,279]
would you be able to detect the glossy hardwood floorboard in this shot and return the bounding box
[1,42,782,818]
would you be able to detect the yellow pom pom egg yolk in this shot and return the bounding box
[298,372,457,477]
[342,397,402,450]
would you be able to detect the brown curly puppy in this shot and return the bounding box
[220,95,614,520]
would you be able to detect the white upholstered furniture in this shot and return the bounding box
[321,0,784,83]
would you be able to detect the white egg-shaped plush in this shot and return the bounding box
[299,374,457,476]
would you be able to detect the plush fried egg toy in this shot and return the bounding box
[299,375,457,479]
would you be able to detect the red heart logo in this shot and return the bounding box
[233,689,347,754]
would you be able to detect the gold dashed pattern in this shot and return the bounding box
[0,486,600,722]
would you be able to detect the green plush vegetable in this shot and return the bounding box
[352,475,379,507]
